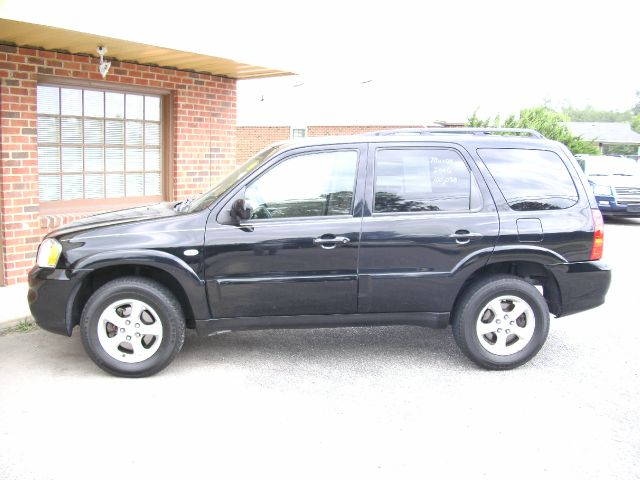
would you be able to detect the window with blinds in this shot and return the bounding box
[36,85,162,202]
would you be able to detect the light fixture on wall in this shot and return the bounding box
[97,46,111,78]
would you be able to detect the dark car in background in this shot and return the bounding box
[28,128,611,377]
[577,154,640,217]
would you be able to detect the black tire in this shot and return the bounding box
[452,275,550,370]
[80,277,185,377]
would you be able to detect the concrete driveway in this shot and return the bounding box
[1,219,639,480]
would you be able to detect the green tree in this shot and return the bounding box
[561,105,632,122]
[631,90,640,116]
[602,144,637,155]
[563,91,640,134]
[631,91,640,133]
[467,109,490,128]
[466,106,599,154]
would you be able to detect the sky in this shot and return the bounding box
[1,0,638,125]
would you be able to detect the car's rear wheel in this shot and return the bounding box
[452,275,549,370]
[80,277,185,377]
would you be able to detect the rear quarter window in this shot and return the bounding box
[477,148,579,211]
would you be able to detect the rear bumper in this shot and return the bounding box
[28,266,91,336]
[547,260,611,317]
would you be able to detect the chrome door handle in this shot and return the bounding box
[313,236,350,249]
[449,231,483,244]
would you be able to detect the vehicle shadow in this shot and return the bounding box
[175,324,471,376]
[604,216,640,226]
[4,324,564,379]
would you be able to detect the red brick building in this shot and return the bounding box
[236,125,422,163]
[236,123,466,163]
[0,19,288,285]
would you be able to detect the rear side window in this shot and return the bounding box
[478,149,578,211]
[374,149,473,213]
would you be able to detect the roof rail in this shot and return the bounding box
[364,127,545,139]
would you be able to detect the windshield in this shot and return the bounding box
[185,144,284,212]
[585,156,640,176]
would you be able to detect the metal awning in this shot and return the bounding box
[0,18,292,79]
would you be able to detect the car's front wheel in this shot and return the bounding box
[452,275,550,370]
[80,277,185,377]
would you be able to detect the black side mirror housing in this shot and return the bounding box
[230,198,253,223]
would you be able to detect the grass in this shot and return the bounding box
[15,318,36,332]
[0,317,37,336]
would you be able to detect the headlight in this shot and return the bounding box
[592,184,613,196]
[36,238,62,268]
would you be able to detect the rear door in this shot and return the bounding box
[358,142,499,314]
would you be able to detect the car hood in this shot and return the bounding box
[50,202,180,238]
[588,174,640,188]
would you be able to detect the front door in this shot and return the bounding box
[358,143,499,314]
[204,146,366,318]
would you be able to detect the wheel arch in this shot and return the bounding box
[452,258,563,320]
[66,251,208,334]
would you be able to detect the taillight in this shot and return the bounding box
[590,209,604,260]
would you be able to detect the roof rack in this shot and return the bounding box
[364,127,545,139]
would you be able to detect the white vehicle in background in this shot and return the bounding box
[577,155,640,217]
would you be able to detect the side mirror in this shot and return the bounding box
[230,198,253,223]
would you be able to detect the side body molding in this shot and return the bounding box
[487,245,568,265]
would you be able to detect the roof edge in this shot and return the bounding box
[0,18,294,80]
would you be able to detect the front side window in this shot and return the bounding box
[374,149,472,213]
[478,148,578,211]
[36,85,162,203]
[245,150,358,219]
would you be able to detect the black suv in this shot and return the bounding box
[28,128,611,377]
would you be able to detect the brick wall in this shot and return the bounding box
[0,44,236,285]
[236,125,422,162]
[307,125,421,137]
[236,126,290,163]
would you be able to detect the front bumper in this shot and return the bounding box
[547,260,611,317]
[596,195,640,217]
[28,266,92,336]
[602,209,640,217]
